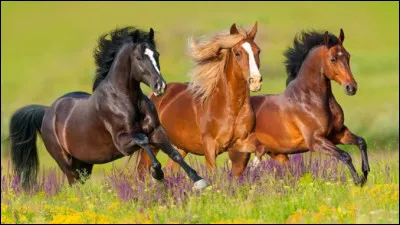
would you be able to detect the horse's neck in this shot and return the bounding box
[106,45,142,101]
[211,53,250,112]
[291,49,334,101]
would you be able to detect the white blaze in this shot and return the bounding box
[241,42,261,80]
[144,48,160,74]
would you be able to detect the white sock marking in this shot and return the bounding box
[144,48,160,74]
[241,42,261,80]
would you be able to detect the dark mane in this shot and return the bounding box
[92,26,155,91]
[283,30,339,86]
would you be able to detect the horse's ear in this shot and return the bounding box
[132,30,140,41]
[230,23,239,35]
[339,28,345,44]
[324,31,329,48]
[248,21,258,41]
[149,28,154,41]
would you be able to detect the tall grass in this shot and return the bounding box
[1,151,398,223]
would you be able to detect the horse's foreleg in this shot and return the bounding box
[130,134,164,181]
[132,146,159,180]
[150,126,209,190]
[165,147,187,172]
[202,136,218,170]
[309,135,366,186]
[229,133,257,175]
[228,150,251,177]
[231,133,258,154]
[331,126,370,179]
[114,132,163,181]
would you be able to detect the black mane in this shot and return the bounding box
[92,26,155,91]
[283,30,339,86]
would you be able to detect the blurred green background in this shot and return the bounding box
[1,2,398,174]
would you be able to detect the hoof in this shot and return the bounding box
[355,175,367,187]
[251,157,261,169]
[151,176,164,184]
[193,179,209,191]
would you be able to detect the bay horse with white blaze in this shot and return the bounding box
[9,27,209,191]
[230,29,370,186]
[134,22,263,177]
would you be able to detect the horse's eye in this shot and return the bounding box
[136,56,143,61]
[235,51,241,57]
[330,58,336,63]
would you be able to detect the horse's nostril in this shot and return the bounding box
[155,83,160,91]
[249,78,254,83]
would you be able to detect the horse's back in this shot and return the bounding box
[58,91,91,100]
[251,94,308,154]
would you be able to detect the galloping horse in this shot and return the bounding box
[230,29,370,186]
[9,27,208,191]
[134,23,263,177]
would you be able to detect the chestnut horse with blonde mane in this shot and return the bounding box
[231,29,370,186]
[132,22,263,177]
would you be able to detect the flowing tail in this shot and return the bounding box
[9,104,47,190]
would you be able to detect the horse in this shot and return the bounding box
[133,22,263,177]
[229,29,370,186]
[8,26,209,191]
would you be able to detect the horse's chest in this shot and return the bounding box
[327,102,344,135]
[218,108,254,149]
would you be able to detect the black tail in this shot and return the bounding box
[9,104,47,191]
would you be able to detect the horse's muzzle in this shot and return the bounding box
[343,83,357,96]
[249,76,262,92]
[153,80,167,96]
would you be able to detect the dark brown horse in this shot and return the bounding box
[134,23,263,177]
[9,27,209,191]
[231,29,370,186]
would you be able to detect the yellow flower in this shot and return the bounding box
[107,201,120,212]
[1,215,14,224]
[134,214,153,224]
[68,197,80,203]
[50,214,84,224]
[392,191,399,200]
[1,203,8,213]
[212,219,258,224]
[19,215,28,223]
[285,210,308,224]
[81,210,111,224]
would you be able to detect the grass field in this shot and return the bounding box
[1,151,399,224]
[1,1,399,224]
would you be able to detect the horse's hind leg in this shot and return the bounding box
[331,126,370,178]
[71,157,93,183]
[41,116,91,185]
[268,153,290,165]
[42,140,92,185]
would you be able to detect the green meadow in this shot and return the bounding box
[1,2,399,224]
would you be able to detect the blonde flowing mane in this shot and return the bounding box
[187,27,248,101]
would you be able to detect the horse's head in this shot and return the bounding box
[130,28,166,96]
[322,29,357,96]
[229,22,263,92]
